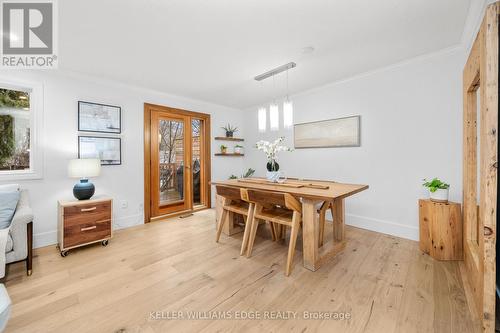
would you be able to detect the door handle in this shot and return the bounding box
[484,226,494,236]
[185,165,191,169]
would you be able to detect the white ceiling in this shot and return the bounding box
[59,0,471,109]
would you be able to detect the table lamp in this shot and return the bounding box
[68,159,101,200]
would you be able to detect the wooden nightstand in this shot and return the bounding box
[57,196,113,257]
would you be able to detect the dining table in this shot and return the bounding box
[211,177,369,272]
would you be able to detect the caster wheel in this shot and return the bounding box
[101,240,109,246]
[60,250,68,257]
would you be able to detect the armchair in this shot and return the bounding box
[5,190,33,276]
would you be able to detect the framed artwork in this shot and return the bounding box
[78,101,121,134]
[294,115,361,148]
[78,136,122,165]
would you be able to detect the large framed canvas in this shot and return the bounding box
[294,115,360,148]
[78,101,121,134]
[78,136,122,165]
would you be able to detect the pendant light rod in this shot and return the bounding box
[254,62,296,81]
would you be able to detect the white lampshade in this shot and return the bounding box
[68,159,101,178]
[258,107,267,132]
[269,103,279,131]
[283,100,293,128]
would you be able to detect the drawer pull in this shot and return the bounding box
[81,226,97,232]
[81,207,97,212]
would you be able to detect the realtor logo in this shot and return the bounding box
[1,0,58,68]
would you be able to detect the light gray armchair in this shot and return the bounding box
[6,190,33,276]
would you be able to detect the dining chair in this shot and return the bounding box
[215,186,255,252]
[245,189,302,276]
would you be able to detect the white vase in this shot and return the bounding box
[429,188,449,203]
[266,171,280,182]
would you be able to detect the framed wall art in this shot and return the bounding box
[78,136,122,165]
[294,115,361,148]
[78,101,121,134]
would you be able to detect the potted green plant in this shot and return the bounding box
[423,178,450,203]
[222,124,238,138]
[220,145,227,154]
[228,168,255,179]
[234,144,244,154]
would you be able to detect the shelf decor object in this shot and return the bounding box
[294,115,361,148]
[221,124,238,138]
[78,101,121,134]
[57,196,112,257]
[68,158,101,200]
[418,199,463,260]
[422,178,450,203]
[234,145,244,154]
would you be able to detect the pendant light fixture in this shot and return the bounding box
[269,74,279,131]
[258,106,266,132]
[269,103,279,131]
[254,62,296,133]
[283,68,293,129]
[257,78,267,132]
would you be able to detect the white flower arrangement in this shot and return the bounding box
[255,137,292,171]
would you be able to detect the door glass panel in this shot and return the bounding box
[192,119,202,205]
[158,119,184,206]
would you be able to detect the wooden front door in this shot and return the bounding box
[144,103,211,221]
[462,3,498,332]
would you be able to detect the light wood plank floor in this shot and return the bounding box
[3,209,479,333]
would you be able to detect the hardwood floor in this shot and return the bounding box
[4,209,479,333]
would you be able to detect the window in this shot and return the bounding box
[0,81,43,180]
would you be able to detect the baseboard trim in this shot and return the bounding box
[113,213,143,230]
[34,212,417,248]
[33,230,57,249]
[345,213,419,241]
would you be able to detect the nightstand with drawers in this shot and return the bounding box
[57,196,112,257]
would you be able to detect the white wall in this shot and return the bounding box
[242,47,465,240]
[0,25,474,246]
[0,70,247,248]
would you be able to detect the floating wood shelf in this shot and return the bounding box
[214,137,244,142]
[214,153,245,157]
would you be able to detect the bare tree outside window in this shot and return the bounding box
[0,88,30,171]
[158,120,184,203]
[157,118,203,205]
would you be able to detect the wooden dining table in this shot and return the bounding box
[211,178,368,271]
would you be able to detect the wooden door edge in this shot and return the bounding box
[461,3,499,332]
[144,105,151,223]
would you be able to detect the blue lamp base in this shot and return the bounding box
[73,179,95,200]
